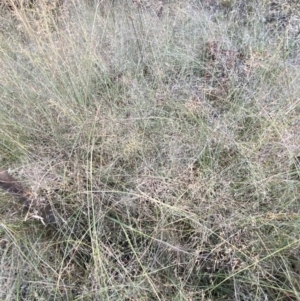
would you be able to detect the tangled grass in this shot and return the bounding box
[0,0,300,300]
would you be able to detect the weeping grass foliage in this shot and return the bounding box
[1,0,300,300]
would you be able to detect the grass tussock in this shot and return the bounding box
[1,0,300,300]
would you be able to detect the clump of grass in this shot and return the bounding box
[1,0,300,300]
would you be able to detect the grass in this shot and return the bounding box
[0,0,300,300]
